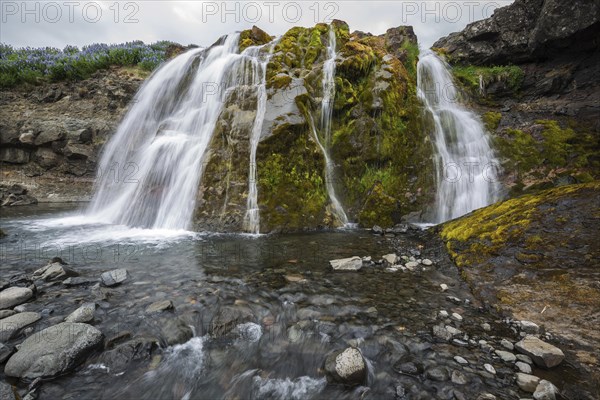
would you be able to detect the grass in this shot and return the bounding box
[0,41,176,88]
[452,64,524,94]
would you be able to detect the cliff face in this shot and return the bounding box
[433,0,599,196]
[0,68,144,202]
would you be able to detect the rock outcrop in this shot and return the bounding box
[433,0,599,65]
[433,0,599,196]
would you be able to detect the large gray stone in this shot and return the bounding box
[515,336,565,368]
[0,287,33,310]
[0,312,41,341]
[161,318,193,346]
[329,256,362,271]
[4,322,103,379]
[533,379,558,400]
[64,303,95,323]
[32,262,78,282]
[101,269,128,286]
[324,347,367,386]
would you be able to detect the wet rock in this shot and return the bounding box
[533,380,558,400]
[234,322,262,342]
[4,322,103,379]
[439,310,449,319]
[454,355,468,365]
[394,361,419,375]
[481,323,491,331]
[451,370,469,385]
[160,318,193,346]
[476,394,497,400]
[422,259,433,266]
[425,366,449,381]
[515,336,565,368]
[31,262,78,282]
[495,350,516,363]
[0,287,33,309]
[0,310,16,319]
[329,256,362,271]
[0,312,41,341]
[0,382,17,400]
[372,225,383,235]
[210,306,253,336]
[98,337,158,373]
[64,303,95,323]
[483,363,496,374]
[451,312,463,322]
[324,347,367,386]
[0,342,13,363]
[516,360,532,373]
[433,325,452,341]
[100,269,128,287]
[516,354,533,364]
[516,372,541,393]
[405,261,418,270]
[146,300,174,313]
[63,277,99,287]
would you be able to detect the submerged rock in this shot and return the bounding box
[31,262,78,281]
[101,269,129,287]
[329,256,362,271]
[4,322,103,379]
[515,336,564,368]
[146,300,174,314]
[64,303,96,323]
[0,312,41,341]
[324,347,367,386]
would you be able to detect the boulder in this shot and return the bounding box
[0,312,41,341]
[329,256,362,271]
[160,318,193,346]
[100,269,128,286]
[324,347,367,386]
[98,337,158,373]
[209,306,253,336]
[64,303,95,323]
[515,336,565,368]
[32,262,79,281]
[4,322,103,379]
[0,287,33,309]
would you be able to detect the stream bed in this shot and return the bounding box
[0,204,590,399]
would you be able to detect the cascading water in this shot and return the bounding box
[417,50,502,223]
[87,34,277,231]
[243,40,279,234]
[315,26,349,226]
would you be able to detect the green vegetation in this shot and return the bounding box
[0,41,175,88]
[482,111,502,132]
[452,64,524,95]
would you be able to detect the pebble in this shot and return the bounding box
[483,363,496,374]
[447,296,461,304]
[439,310,449,319]
[422,259,433,266]
[452,339,469,347]
[533,379,558,400]
[516,354,533,364]
[519,320,540,334]
[451,312,463,322]
[440,284,448,292]
[516,361,532,373]
[454,355,469,364]
[501,338,514,350]
[516,373,540,393]
[101,269,129,287]
[481,323,491,331]
[495,350,516,363]
[405,261,418,270]
[451,370,469,385]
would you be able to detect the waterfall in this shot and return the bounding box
[87,33,275,230]
[315,26,349,226]
[243,39,279,234]
[417,50,502,223]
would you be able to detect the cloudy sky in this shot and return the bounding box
[1,1,513,50]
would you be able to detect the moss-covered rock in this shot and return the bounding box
[439,182,600,367]
[239,26,273,52]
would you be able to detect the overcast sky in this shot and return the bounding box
[0,1,514,50]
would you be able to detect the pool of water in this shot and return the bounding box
[0,204,590,399]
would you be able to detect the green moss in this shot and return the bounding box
[482,111,502,132]
[239,26,272,52]
[440,183,600,265]
[358,182,398,227]
[452,64,524,95]
[268,73,292,89]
